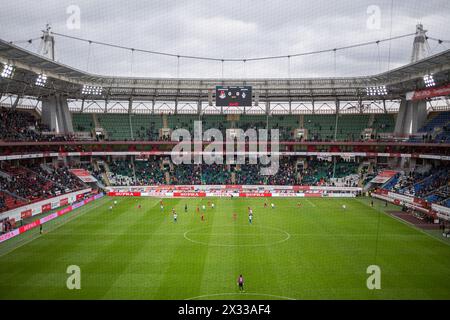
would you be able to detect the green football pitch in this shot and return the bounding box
[0,196,449,300]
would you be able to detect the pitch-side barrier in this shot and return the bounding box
[0,193,105,244]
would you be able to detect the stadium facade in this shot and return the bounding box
[0,25,450,234]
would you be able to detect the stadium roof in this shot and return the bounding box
[1,39,450,102]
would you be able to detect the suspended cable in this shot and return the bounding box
[49,30,416,63]
[427,36,450,44]
[8,37,41,45]
[429,42,441,55]
[86,41,92,72]
[376,41,381,74]
[287,56,291,78]
[130,48,134,77]
[386,0,395,73]
[333,49,337,78]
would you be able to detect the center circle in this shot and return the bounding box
[183,225,291,247]
[185,292,296,300]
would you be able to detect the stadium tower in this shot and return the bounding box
[38,25,74,134]
[394,24,430,137]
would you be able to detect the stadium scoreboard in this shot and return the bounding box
[216,86,252,106]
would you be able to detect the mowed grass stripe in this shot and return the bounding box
[196,199,239,297]
[154,198,212,299]
[73,198,164,299]
[0,196,114,298]
[101,198,181,299]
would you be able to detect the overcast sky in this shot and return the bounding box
[1,0,449,78]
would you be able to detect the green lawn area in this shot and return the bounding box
[0,196,449,300]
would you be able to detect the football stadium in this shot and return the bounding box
[0,1,450,303]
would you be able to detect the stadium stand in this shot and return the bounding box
[1,107,449,209]
[131,114,164,141]
[372,113,396,134]
[267,115,299,141]
[92,157,361,187]
[0,163,85,211]
[0,191,27,212]
[106,159,135,185]
[7,108,449,143]
[96,114,133,140]
[0,107,47,141]
[134,158,166,185]
[202,163,233,185]
[409,111,450,143]
[303,114,337,141]
[69,112,401,141]
[335,114,370,141]
[381,165,450,206]
[266,158,299,185]
[72,113,95,132]
[171,164,202,185]
[419,111,450,134]
[0,107,79,142]
[381,173,401,191]
[434,124,450,143]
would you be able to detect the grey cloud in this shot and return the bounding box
[0,0,449,78]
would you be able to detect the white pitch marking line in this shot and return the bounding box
[185,292,296,300]
[183,225,291,247]
[304,198,317,207]
[0,197,111,258]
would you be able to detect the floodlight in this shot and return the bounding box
[423,74,435,88]
[82,85,103,95]
[366,85,388,96]
[35,74,47,87]
[1,64,14,78]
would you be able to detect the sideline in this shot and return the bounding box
[357,197,450,247]
[0,196,110,258]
